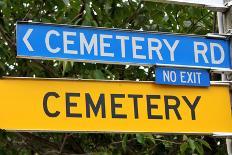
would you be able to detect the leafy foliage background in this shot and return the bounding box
[0,0,228,154]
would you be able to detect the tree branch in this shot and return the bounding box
[31,60,58,77]
[91,8,100,26]
[15,132,84,154]
[70,0,85,25]
[111,137,182,146]
[59,133,73,154]
[0,24,16,55]
[146,66,155,81]
[187,11,212,33]
[120,1,144,27]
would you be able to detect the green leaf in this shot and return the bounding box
[0,1,6,8]
[62,61,68,76]
[0,62,5,71]
[70,61,74,67]
[180,142,188,155]
[0,149,6,155]
[93,69,105,79]
[195,142,204,155]
[63,0,70,6]
[183,135,188,141]
[188,139,196,151]
[146,134,155,144]
[136,134,145,144]
[197,139,211,150]
[122,134,127,151]
[62,61,74,76]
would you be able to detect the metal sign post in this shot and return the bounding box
[145,0,227,11]
[221,1,232,154]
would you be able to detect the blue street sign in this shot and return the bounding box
[16,22,231,69]
[155,67,210,87]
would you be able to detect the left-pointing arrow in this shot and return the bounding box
[23,29,34,51]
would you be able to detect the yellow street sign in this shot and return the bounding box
[0,78,231,134]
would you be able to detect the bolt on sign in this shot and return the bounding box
[1,78,231,134]
[16,22,231,70]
